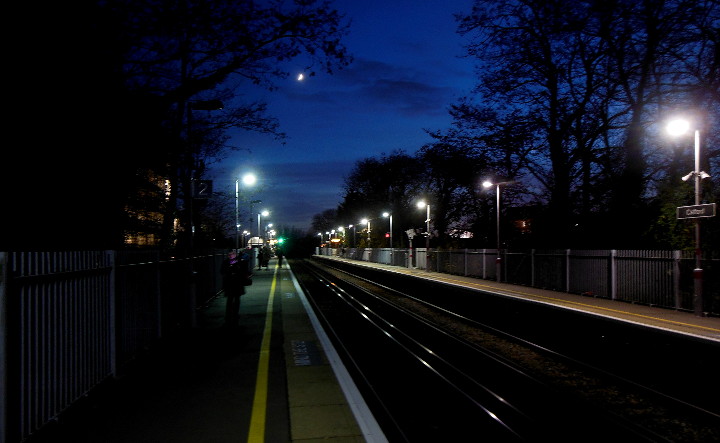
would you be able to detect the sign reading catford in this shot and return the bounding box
[676,203,716,219]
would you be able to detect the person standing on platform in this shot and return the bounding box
[221,249,251,327]
[257,246,265,270]
[259,245,271,269]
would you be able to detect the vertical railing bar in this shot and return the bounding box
[33,264,41,434]
[565,249,570,293]
[0,252,6,443]
[673,250,681,310]
[610,250,617,301]
[531,249,535,288]
[109,250,117,377]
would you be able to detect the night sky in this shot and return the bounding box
[210,0,477,232]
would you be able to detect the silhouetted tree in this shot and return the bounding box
[337,151,423,247]
[456,0,720,248]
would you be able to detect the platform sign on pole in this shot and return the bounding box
[677,203,716,219]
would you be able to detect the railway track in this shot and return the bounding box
[290,258,720,442]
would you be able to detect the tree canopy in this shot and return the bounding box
[325,0,719,250]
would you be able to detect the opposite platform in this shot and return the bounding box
[316,254,720,344]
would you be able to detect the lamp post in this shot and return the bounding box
[667,118,710,316]
[235,173,256,250]
[383,212,393,248]
[360,218,371,247]
[257,210,269,243]
[416,201,430,271]
[265,223,273,244]
[338,226,345,248]
[483,180,514,282]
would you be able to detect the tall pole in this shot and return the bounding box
[236,173,256,250]
[390,215,393,249]
[484,180,513,282]
[367,220,371,247]
[425,205,430,271]
[495,184,502,282]
[667,119,707,316]
[693,129,703,316]
[235,179,239,250]
[383,212,393,248]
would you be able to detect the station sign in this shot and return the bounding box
[677,203,716,219]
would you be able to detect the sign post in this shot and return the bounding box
[405,229,416,269]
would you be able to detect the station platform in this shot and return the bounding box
[318,255,720,344]
[29,254,719,443]
[29,257,385,443]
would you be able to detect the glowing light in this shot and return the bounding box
[242,173,257,186]
[667,118,690,136]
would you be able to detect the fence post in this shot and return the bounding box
[500,249,505,282]
[566,249,571,293]
[482,249,487,279]
[107,251,117,378]
[673,250,681,310]
[530,249,535,287]
[464,249,468,276]
[155,251,163,338]
[0,251,7,443]
[610,250,617,300]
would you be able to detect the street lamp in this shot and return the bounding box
[265,223,273,243]
[383,212,393,249]
[667,118,710,316]
[337,226,345,247]
[257,210,269,244]
[483,180,514,282]
[416,201,430,271]
[235,173,256,250]
[360,218,371,247]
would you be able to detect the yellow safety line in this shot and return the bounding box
[247,264,279,443]
[435,275,720,334]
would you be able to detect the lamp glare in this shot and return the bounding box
[667,119,690,136]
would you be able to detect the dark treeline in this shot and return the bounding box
[316,0,719,251]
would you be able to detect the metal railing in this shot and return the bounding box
[317,247,718,316]
[0,250,226,443]
[2,247,716,442]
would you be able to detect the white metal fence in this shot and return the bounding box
[317,247,718,316]
[0,250,226,443]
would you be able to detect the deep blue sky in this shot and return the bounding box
[209,0,477,232]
